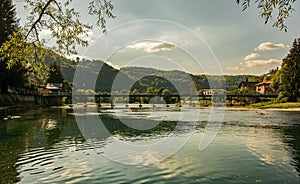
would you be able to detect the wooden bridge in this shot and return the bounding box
[1,91,278,107]
[41,92,278,108]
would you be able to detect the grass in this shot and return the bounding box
[248,102,300,109]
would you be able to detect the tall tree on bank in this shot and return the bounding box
[0,0,28,93]
[47,61,64,83]
[280,39,300,102]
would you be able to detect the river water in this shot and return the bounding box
[0,107,299,183]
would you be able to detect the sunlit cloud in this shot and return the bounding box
[227,66,241,72]
[78,29,94,43]
[40,29,52,38]
[244,53,260,61]
[66,54,92,61]
[244,59,281,68]
[255,42,287,51]
[228,58,281,72]
[127,41,176,53]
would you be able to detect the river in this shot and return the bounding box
[0,107,299,183]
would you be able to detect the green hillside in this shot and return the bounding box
[55,58,261,93]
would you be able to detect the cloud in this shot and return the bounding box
[227,66,242,72]
[244,53,260,61]
[127,41,176,53]
[66,54,92,61]
[228,58,281,72]
[244,59,281,68]
[40,29,52,37]
[255,42,287,51]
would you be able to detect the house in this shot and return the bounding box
[238,81,258,92]
[29,75,45,93]
[256,81,273,94]
[44,83,63,95]
[199,89,226,95]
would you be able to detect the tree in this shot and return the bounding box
[0,0,28,93]
[47,61,64,83]
[270,69,281,93]
[0,0,18,46]
[236,0,297,32]
[0,0,115,81]
[2,0,114,55]
[129,89,140,103]
[279,38,300,102]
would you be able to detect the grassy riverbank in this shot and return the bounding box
[229,102,300,110]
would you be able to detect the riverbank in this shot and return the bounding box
[0,93,36,106]
[227,102,300,111]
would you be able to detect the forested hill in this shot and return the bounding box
[50,58,131,92]
[55,58,261,92]
[120,67,261,92]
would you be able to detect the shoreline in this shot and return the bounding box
[265,108,300,112]
[2,103,300,112]
[226,107,300,112]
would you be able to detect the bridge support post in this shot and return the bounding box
[97,95,101,107]
[139,97,142,108]
[111,96,114,109]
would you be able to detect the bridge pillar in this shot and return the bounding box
[97,95,101,107]
[111,96,114,109]
[139,97,142,108]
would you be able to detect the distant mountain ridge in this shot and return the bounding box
[53,58,261,92]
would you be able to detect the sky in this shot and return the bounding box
[15,0,300,75]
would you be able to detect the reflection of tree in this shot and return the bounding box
[0,112,44,183]
[281,125,300,176]
[42,118,62,146]
[100,115,177,140]
[246,128,290,164]
[0,108,83,183]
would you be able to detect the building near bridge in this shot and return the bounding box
[255,81,274,95]
[237,81,257,93]
[43,83,63,95]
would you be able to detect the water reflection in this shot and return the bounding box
[246,128,290,164]
[0,108,299,183]
[281,125,300,176]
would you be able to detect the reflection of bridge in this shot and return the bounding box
[43,93,278,108]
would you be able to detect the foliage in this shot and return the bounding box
[0,0,29,93]
[270,69,281,93]
[0,58,29,93]
[0,0,115,81]
[249,102,300,109]
[236,0,297,32]
[0,0,18,46]
[0,30,49,78]
[279,38,300,102]
[224,75,261,91]
[22,0,115,55]
[56,61,265,94]
[47,61,64,83]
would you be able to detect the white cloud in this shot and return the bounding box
[228,58,281,72]
[127,41,176,53]
[244,59,281,68]
[255,42,287,51]
[40,29,52,37]
[78,29,94,43]
[227,66,241,72]
[244,53,260,61]
[66,54,92,61]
